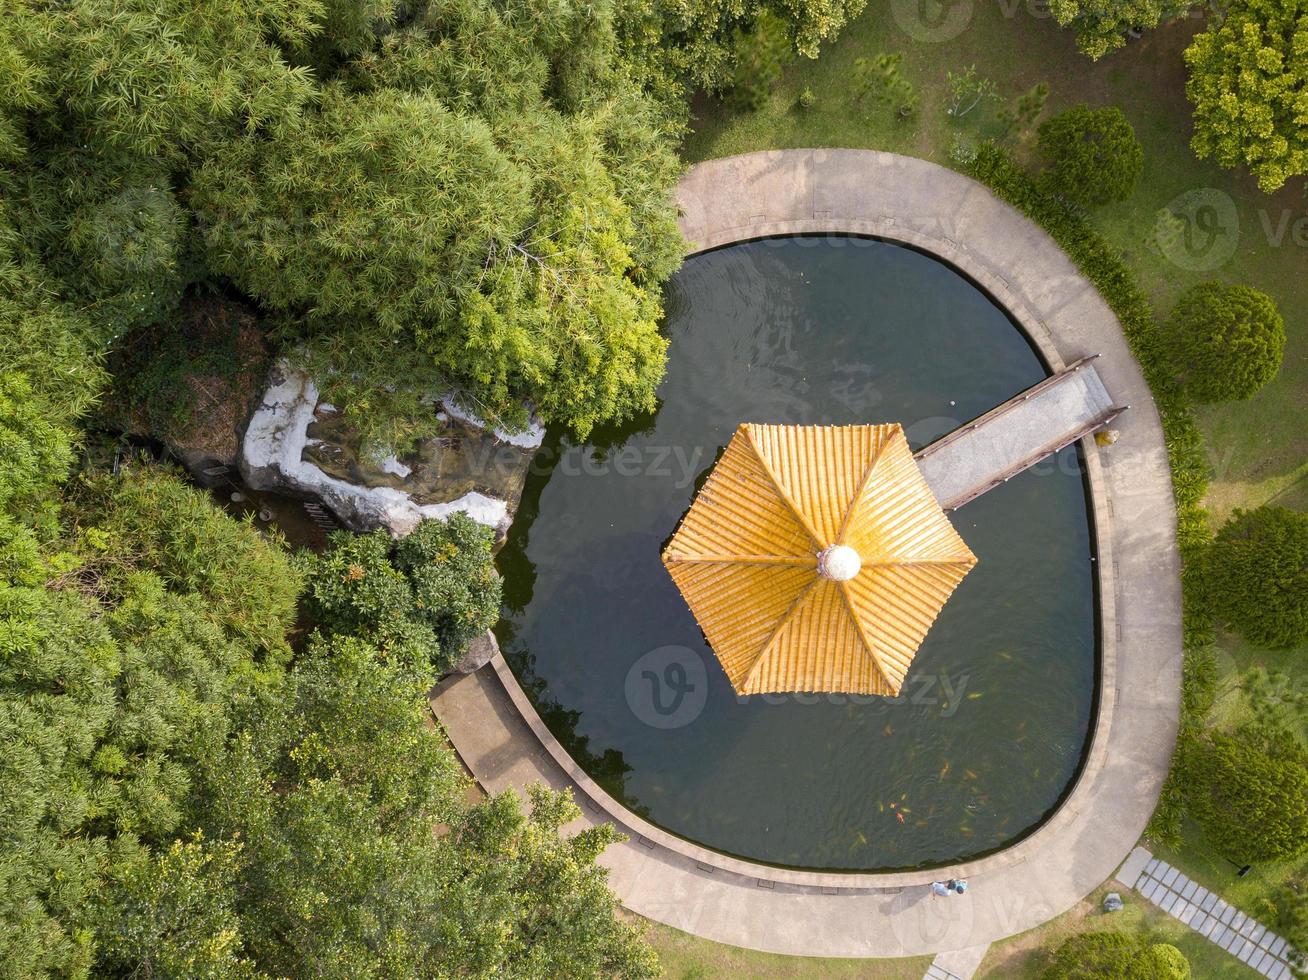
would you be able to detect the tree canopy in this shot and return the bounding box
[1185,0,1308,192]
[1165,282,1285,403]
[1208,506,1308,650]
[1182,723,1308,862]
[1049,0,1197,60]
[1037,105,1144,209]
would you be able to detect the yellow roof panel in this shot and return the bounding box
[662,423,976,696]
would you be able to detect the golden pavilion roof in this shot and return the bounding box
[662,423,976,697]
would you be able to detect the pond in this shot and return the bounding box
[497,236,1098,872]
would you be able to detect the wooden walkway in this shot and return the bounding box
[915,355,1125,511]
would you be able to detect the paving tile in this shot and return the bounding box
[1181,880,1198,900]
[1269,963,1290,980]
[1199,892,1217,911]
[1193,913,1212,934]
[1193,886,1210,907]
[1252,924,1267,944]
[1212,926,1230,947]
[1149,885,1168,907]
[1160,892,1178,913]
[1239,940,1256,963]
[1241,916,1258,938]
[1174,901,1195,925]
[1233,911,1248,931]
[1270,937,1287,957]
[1162,867,1180,887]
[1220,931,1240,952]
[1140,879,1159,901]
[1145,858,1160,876]
[1218,902,1235,923]
[1250,951,1269,972]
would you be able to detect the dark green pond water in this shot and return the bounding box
[498,237,1097,871]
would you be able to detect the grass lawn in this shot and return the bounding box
[679,3,1308,972]
[641,919,932,979]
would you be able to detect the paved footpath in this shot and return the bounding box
[924,943,991,979]
[1114,847,1300,978]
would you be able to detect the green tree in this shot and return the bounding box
[1037,105,1144,209]
[1050,0,1198,59]
[192,78,676,441]
[394,513,501,654]
[1185,0,1308,192]
[616,0,867,100]
[1042,932,1190,978]
[0,373,74,527]
[304,516,501,673]
[1165,282,1285,403]
[190,637,656,978]
[1183,724,1308,862]
[1208,506,1308,650]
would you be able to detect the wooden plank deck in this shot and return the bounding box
[915,355,1126,511]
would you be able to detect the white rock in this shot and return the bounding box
[240,360,510,536]
[440,396,545,450]
[378,455,412,479]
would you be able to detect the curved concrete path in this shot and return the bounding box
[433,150,1183,958]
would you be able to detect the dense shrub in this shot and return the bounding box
[1041,932,1190,978]
[1208,506,1308,650]
[1182,724,1308,862]
[394,512,502,654]
[305,515,501,672]
[1165,282,1285,403]
[1037,104,1143,208]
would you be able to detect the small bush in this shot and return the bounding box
[1208,506,1308,650]
[1041,932,1189,978]
[1037,104,1143,209]
[1182,723,1308,863]
[305,515,501,672]
[726,12,792,112]
[798,87,815,109]
[853,53,917,119]
[394,512,501,654]
[1165,282,1285,403]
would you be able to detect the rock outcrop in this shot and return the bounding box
[239,360,543,537]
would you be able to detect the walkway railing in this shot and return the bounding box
[915,355,1127,511]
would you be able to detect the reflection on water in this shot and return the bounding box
[496,238,1097,871]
